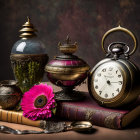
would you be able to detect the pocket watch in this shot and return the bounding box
[88,25,140,108]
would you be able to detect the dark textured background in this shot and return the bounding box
[0,0,140,81]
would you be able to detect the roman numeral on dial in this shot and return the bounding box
[102,68,106,72]
[119,81,122,85]
[105,93,108,98]
[95,85,98,89]
[118,75,121,78]
[116,88,119,92]
[99,91,102,95]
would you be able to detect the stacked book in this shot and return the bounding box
[0,91,140,129]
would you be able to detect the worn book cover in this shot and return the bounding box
[1,92,140,129]
[56,92,140,129]
[0,109,46,128]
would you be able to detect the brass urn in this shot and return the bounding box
[0,80,22,109]
[10,17,49,93]
[45,36,90,101]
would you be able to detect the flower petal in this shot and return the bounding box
[21,83,56,120]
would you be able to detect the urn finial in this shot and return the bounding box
[19,17,37,39]
[59,36,78,54]
[66,35,71,44]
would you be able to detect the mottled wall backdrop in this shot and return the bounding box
[0,0,140,81]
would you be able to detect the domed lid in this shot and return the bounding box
[11,17,47,54]
[45,36,90,74]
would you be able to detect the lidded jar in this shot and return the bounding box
[0,80,22,109]
[10,17,49,93]
[45,36,90,101]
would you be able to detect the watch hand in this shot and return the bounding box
[110,81,123,85]
[104,76,108,81]
[100,83,107,91]
[104,76,112,86]
[110,81,122,85]
[104,76,112,85]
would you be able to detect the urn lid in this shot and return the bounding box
[11,17,47,54]
[45,36,90,74]
[58,35,77,55]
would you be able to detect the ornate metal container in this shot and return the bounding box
[0,80,22,109]
[10,17,49,93]
[45,36,90,101]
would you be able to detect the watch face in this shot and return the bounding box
[93,64,123,99]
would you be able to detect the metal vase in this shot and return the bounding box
[10,54,48,93]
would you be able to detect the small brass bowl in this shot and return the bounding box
[0,80,22,109]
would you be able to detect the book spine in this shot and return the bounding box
[0,109,45,128]
[56,103,123,129]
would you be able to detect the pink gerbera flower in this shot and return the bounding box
[21,83,56,120]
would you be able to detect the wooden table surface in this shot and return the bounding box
[0,82,140,140]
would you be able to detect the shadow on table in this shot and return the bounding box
[74,128,97,135]
[125,117,140,129]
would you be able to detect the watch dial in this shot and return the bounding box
[93,65,123,99]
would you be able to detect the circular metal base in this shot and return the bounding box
[54,90,85,101]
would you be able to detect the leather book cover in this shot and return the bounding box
[0,109,46,128]
[56,93,140,129]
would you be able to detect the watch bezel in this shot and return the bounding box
[88,60,131,107]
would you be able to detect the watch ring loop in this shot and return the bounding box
[101,25,137,56]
